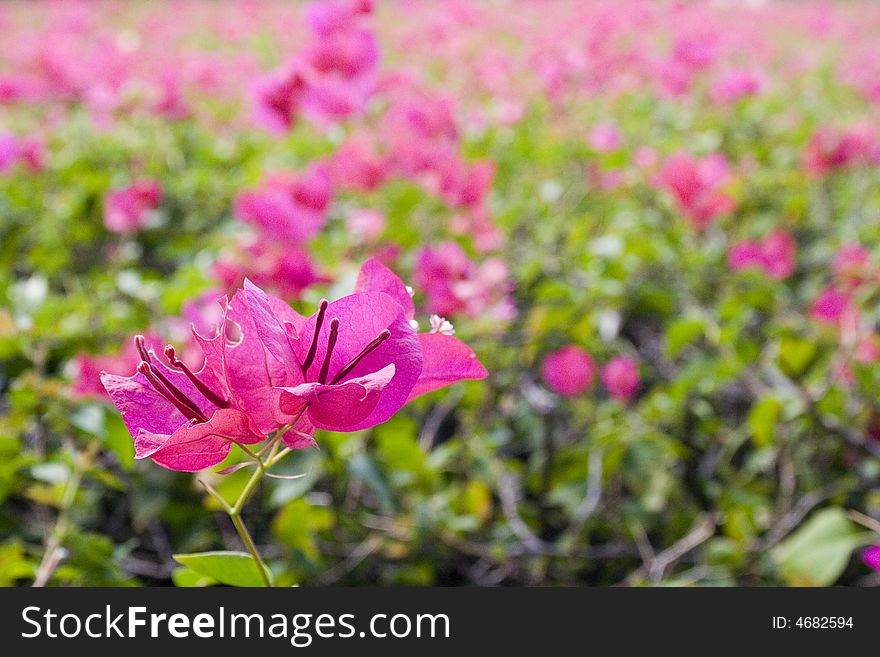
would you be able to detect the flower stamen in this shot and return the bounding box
[136,361,207,422]
[302,299,329,373]
[164,345,229,408]
[318,317,340,384]
[331,328,392,384]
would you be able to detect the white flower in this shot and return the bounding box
[429,314,455,336]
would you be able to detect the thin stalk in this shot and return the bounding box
[207,411,306,587]
[33,441,101,587]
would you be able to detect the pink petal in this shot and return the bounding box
[355,258,415,321]
[407,333,488,402]
[276,364,396,431]
[298,291,422,430]
[135,408,264,472]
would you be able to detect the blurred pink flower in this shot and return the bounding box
[72,331,164,399]
[250,61,308,134]
[863,545,880,572]
[634,146,659,170]
[832,244,872,289]
[542,345,595,397]
[0,134,45,173]
[152,69,190,120]
[234,164,333,244]
[330,136,390,191]
[729,230,796,280]
[655,152,735,229]
[710,68,765,105]
[601,356,640,402]
[438,159,494,210]
[305,0,372,37]
[804,125,876,176]
[103,179,163,233]
[855,334,880,364]
[213,238,328,300]
[810,286,853,325]
[588,122,622,152]
[347,208,386,243]
[413,241,515,321]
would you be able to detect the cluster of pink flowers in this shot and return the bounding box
[218,163,333,297]
[654,151,736,229]
[331,78,502,250]
[709,68,765,105]
[804,124,879,177]
[413,241,515,322]
[807,245,880,383]
[103,179,164,233]
[0,133,45,174]
[729,230,796,280]
[587,122,622,153]
[100,259,487,471]
[810,244,875,327]
[251,0,378,131]
[541,345,640,403]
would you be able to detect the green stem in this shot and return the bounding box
[34,441,101,587]
[229,505,272,587]
[212,414,304,587]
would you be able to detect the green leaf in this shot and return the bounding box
[772,508,872,586]
[171,566,218,588]
[748,397,782,447]
[664,317,706,359]
[173,551,270,587]
[272,498,333,560]
[777,337,816,377]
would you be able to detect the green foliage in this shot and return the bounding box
[772,509,872,586]
[174,552,269,588]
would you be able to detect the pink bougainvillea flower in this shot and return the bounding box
[832,244,872,289]
[273,259,487,432]
[330,136,390,192]
[855,334,880,364]
[601,356,640,402]
[810,286,854,325]
[413,241,516,321]
[347,208,386,243]
[729,230,796,280]
[103,178,163,233]
[16,136,46,172]
[655,152,735,229]
[305,0,372,37]
[587,122,622,152]
[212,237,328,300]
[0,133,45,173]
[250,0,378,129]
[710,68,765,105]
[863,545,880,572]
[250,60,308,134]
[151,69,190,120]
[634,146,659,170]
[804,124,876,176]
[437,159,494,211]
[101,336,264,472]
[541,345,595,397]
[0,134,18,171]
[234,165,333,244]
